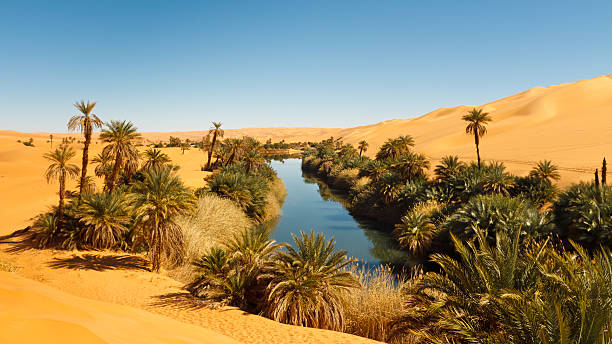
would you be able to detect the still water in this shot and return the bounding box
[268,159,410,267]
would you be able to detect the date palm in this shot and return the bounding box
[243,149,266,174]
[68,100,103,200]
[434,155,466,181]
[264,231,360,331]
[43,146,80,231]
[376,136,415,160]
[77,191,130,249]
[395,210,438,256]
[100,120,141,191]
[141,148,170,171]
[393,152,430,183]
[358,140,369,157]
[91,150,114,185]
[462,108,492,168]
[130,167,196,272]
[206,122,224,171]
[528,160,560,183]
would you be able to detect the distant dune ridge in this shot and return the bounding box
[5,73,611,184]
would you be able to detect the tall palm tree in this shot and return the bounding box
[77,191,130,249]
[224,138,243,166]
[49,134,53,149]
[68,100,103,200]
[462,108,492,168]
[206,122,224,171]
[358,140,369,157]
[100,120,141,191]
[141,148,170,171]
[529,160,560,183]
[43,146,80,231]
[130,167,196,272]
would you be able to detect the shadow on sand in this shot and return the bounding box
[48,254,150,271]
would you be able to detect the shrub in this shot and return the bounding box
[553,182,612,248]
[174,194,252,281]
[343,264,408,342]
[445,194,552,242]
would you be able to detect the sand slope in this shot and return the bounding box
[0,271,240,344]
[0,249,380,344]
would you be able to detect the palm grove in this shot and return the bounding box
[28,101,611,344]
[301,107,611,343]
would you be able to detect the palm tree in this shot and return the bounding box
[528,160,560,183]
[395,211,438,255]
[243,149,266,174]
[376,136,415,160]
[130,167,196,272]
[358,140,369,157]
[462,108,492,168]
[49,134,53,149]
[91,150,114,185]
[434,155,466,181]
[206,122,224,171]
[43,146,80,231]
[141,148,170,171]
[68,100,103,200]
[224,138,243,166]
[359,159,389,182]
[392,152,430,183]
[100,120,141,191]
[77,191,130,249]
[180,142,189,154]
[264,231,360,331]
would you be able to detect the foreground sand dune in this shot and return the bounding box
[0,271,240,344]
[0,249,380,344]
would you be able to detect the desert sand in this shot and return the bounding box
[1,73,611,343]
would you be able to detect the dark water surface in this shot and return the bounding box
[268,159,410,267]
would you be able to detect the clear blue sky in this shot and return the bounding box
[1,1,610,132]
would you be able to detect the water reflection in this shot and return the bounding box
[267,159,412,269]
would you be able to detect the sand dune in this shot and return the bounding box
[0,271,240,344]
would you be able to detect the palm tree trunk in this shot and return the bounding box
[474,131,481,168]
[152,221,161,272]
[108,152,122,191]
[57,173,65,233]
[206,132,218,171]
[359,147,363,157]
[78,130,91,200]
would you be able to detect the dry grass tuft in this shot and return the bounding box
[342,264,409,343]
[262,178,287,222]
[172,194,253,281]
[0,260,19,273]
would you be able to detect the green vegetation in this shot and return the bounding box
[188,230,360,331]
[462,107,492,168]
[31,109,288,278]
[68,100,103,199]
